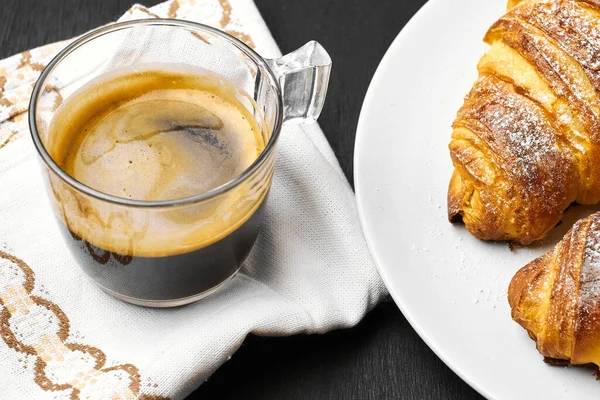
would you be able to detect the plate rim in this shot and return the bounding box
[354,0,493,398]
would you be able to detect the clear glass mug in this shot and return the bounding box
[29,19,331,307]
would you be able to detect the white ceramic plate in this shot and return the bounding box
[354,0,600,399]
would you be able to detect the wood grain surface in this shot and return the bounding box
[0,0,484,398]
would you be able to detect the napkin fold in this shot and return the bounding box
[0,1,386,398]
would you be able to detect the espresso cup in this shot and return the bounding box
[29,19,331,307]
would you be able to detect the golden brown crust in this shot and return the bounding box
[486,15,600,137]
[447,170,465,223]
[449,0,600,244]
[450,72,578,243]
[512,1,600,93]
[509,212,600,367]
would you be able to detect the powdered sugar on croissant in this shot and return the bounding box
[448,0,600,244]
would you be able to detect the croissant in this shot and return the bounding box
[509,211,600,369]
[448,0,600,245]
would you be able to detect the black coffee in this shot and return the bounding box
[45,65,270,305]
[56,199,266,303]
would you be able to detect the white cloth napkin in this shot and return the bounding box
[0,1,386,399]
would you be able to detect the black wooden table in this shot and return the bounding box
[0,0,484,398]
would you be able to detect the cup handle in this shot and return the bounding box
[265,41,332,124]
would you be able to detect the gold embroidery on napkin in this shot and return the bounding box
[191,31,211,44]
[130,5,162,19]
[20,50,45,72]
[0,251,171,399]
[0,130,19,150]
[0,41,66,129]
[168,0,180,18]
[218,0,256,48]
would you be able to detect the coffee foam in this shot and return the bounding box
[45,65,272,256]
[51,67,264,201]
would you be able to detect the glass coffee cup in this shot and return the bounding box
[29,19,331,307]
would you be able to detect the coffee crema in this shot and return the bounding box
[45,65,272,260]
[49,67,265,201]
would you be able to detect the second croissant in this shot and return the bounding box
[509,211,600,371]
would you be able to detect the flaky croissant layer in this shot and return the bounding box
[509,211,600,367]
[448,0,600,244]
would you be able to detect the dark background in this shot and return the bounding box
[0,0,484,398]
